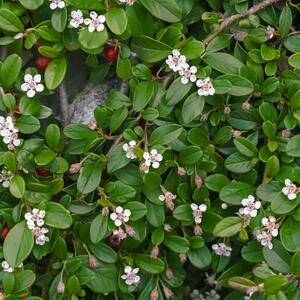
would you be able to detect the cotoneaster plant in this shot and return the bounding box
[2,0,300,300]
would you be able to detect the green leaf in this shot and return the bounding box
[133,81,154,112]
[14,270,36,294]
[78,28,108,49]
[286,135,300,156]
[131,36,172,63]
[164,235,190,253]
[77,163,102,194]
[45,57,67,90]
[16,115,40,134]
[205,174,230,192]
[34,149,56,166]
[203,52,243,74]
[0,54,22,88]
[288,52,300,70]
[280,217,300,252]
[149,124,182,146]
[279,5,292,38]
[106,181,136,203]
[188,246,212,268]
[3,221,34,267]
[178,146,202,165]
[271,192,300,215]
[90,214,108,243]
[44,202,72,229]
[133,254,165,273]
[182,93,204,123]
[109,106,128,132]
[139,0,181,23]
[241,241,264,263]
[234,137,257,157]
[107,143,130,174]
[89,242,117,263]
[45,124,61,150]
[146,201,165,227]
[106,8,128,35]
[181,38,205,59]
[0,9,24,32]
[165,77,193,106]
[173,204,193,222]
[291,251,300,275]
[125,202,147,221]
[213,217,243,237]
[9,175,25,199]
[217,74,254,96]
[51,7,68,32]
[19,0,43,10]
[225,153,253,173]
[220,182,255,205]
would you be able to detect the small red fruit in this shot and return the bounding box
[35,56,51,71]
[36,166,52,177]
[1,226,9,239]
[104,45,119,62]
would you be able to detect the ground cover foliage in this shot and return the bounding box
[1,0,300,299]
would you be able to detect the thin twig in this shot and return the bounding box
[203,0,281,45]
[58,80,69,127]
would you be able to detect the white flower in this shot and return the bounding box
[143,149,163,169]
[25,208,46,230]
[165,50,187,72]
[196,77,215,96]
[191,203,207,224]
[212,243,232,257]
[119,0,135,4]
[261,216,279,237]
[0,116,21,150]
[84,11,106,32]
[254,230,273,249]
[239,195,261,218]
[110,206,131,227]
[204,289,221,300]
[267,25,275,39]
[49,0,65,9]
[32,227,49,245]
[0,168,13,188]
[1,261,23,273]
[282,179,298,200]
[121,266,140,286]
[123,141,137,159]
[179,65,197,84]
[70,10,84,28]
[21,74,44,98]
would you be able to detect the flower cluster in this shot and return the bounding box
[0,168,13,188]
[21,74,44,98]
[239,195,261,218]
[121,266,140,286]
[140,149,163,174]
[49,0,65,10]
[254,216,279,249]
[212,243,232,257]
[70,10,106,32]
[190,288,221,300]
[123,140,137,159]
[0,116,21,150]
[1,261,23,273]
[159,191,177,210]
[282,179,298,200]
[110,206,133,240]
[191,203,207,224]
[166,49,215,96]
[25,209,49,245]
[119,0,135,5]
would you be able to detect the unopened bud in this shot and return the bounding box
[140,163,149,174]
[267,25,275,40]
[69,163,81,174]
[194,225,203,236]
[150,288,159,300]
[125,224,135,237]
[88,120,97,130]
[166,268,174,279]
[164,224,172,232]
[221,203,228,210]
[281,129,291,138]
[89,255,98,268]
[57,281,65,294]
[165,199,175,211]
[200,114,208,121]
[224,106,231,114]
[177,167,186,176]
[232,130,241,137]
[179,253,187,263]
[14,33,24,40]
[150,246,159,259]
[242,101,251,110]
[102,207,109,216]
[195,175,202,188]
[163,287,173,299]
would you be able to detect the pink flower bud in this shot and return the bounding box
[232,130,241,137]
[163,287,173,299]
[140,163,149,174]
[150,246,159,259]
[224,106,231,114]
[179,253,187,263]
[194,225,203,236]
[102,207,109,216]
[281,129,291,138]
[166,268,174,279]
[242,101,251,110]
[8,144,15,151]
[150,288,159,300]
[88,120,97,130]
[200,114,208,121]
[164,224,172,232]
[165,199,175,211]
[177,167,186,176]
[195,175,202,188]
[125,224,135,237]
[267,25,275,39]
[89,255,98,268]
[69,163,81,174]
[57,281,65,294]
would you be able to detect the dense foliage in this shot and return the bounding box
[2,0,300,299]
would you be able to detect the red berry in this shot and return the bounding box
[35,56,51,71]
[1,226,9,239]
[104,45,119,62]
[36,167,52,177]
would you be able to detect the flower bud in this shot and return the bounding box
[179,253,187,263]
[281,129,291,138]
[69,163,81,174]
[89,255,98,268]
[177,167,186,176]
[242,101,251,110]
[165,199,175,211]
[195,175,202,188]
[221,203,228,210]
[140,163,149,174]
[232,130,241,137]
[163,287,173,299]
[14,33,24,40]
[57,281,65,294]
[200,114,208,121]
[150,288,159,300]
[164,224,172,232]
[166,268,174,279]
[194,225,203,236]
[101,207,109,216]
[267,25,275,39]
[224,106,231,114]
[150,246,159,259]
[88,120,97,130]
[125,224,135,237]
